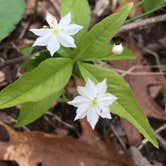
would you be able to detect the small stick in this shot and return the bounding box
[156,134,166,150]
[110,124,127,152]
[45,112,80,137]
[0,55,31,69]
[112,68,166,76]
[119,14,166,33]
[138,124,166,150]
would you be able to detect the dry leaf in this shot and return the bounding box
[0,121,132,166]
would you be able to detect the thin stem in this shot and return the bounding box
[33,0,39,20]
[126,2,166,23]
[133,0,144,8]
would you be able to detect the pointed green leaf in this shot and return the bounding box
[0,0,25,41]
[78,62,158,148]
[60,0,90,42]
[0,58,73,109]
[16,91,62,127]
[81,45,135,61]
[76,3,133,60]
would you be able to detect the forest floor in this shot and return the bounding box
[0,0,166,166]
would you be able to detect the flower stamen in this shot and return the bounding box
[52,28,60,35]
[90,98,97,106]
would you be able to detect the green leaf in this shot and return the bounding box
[21,46,72,71]
[0,0,25,41]
[56,46,72,57]
[144,0,166,12]
[16,91,62,127]
[0,58,73,109]
[80,45,135,61]
[60,0,90,42]
[78,62,158,148]
[76,3,133,60]
[22,51,50,71]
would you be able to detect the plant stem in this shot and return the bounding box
[133,0,144,8]
[33,0,39,20]
[126,2,166,23]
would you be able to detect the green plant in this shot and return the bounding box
[0,0,158,148]
[0,0,25,41]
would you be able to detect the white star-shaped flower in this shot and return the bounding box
[68,79,118,129]
[30,12,83,56]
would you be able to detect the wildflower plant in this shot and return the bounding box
[0,0,158,148]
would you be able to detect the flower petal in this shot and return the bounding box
[59,12,71,26]
[74,104,89,121]
[98,94,117,106]
[77,79,97,99]
[33,35,50,46]
[47,36,60,56]
[46,11,57,28]
[57,33,76,48]
[98,106,112,119]
[86,79,97,97]
[77,87,94,99]
[64,24,83,35]
[96,79,107,94]
[87,110,99,129]
[30,28,50,36]
[68,96,89,107]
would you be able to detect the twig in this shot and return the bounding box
[110,124,127,152]
[112,68,166,76]
[121,66,136,77]
[156,134,166,150]
[143,48,166,112]
[45,112,80,137]
[138,124,166,150]
[18,20,31,39]
[119,14,166,33]
[0,55,31,69]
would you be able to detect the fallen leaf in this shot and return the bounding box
[115,0,143,17]
[120,119,142,146]
[0,121,132,166]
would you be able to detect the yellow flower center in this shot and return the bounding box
[91,98,97,106]
[52,28,60,35]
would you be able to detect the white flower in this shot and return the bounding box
[112,44,124,55]
[30,12,83,56]
[68,79,118,129]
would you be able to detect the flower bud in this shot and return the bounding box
[112,44,124,55]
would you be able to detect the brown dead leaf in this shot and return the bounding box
[120,119,142,146]
[115,0,143,17]
[0,121,132,166]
